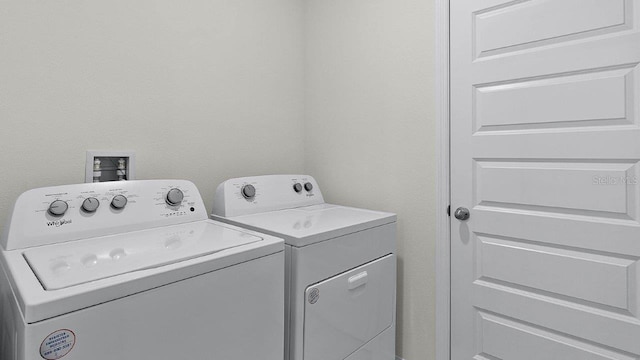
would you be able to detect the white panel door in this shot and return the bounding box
[450,0,640,359]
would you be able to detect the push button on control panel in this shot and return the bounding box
[48,200,68,216]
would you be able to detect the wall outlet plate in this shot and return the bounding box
[85,150,136,183]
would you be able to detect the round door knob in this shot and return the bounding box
[241,184,256,199]
[111,195,128,209]
[304,182,313,192]
[82,197,100,213]
[48,200,68,216]
[166,188,184,206]
[293,183,303,193]
[454,207,470,221]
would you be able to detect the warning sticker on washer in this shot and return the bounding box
[40,329,76,359]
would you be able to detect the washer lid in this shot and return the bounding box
[220,204,396,247]
[23,221,262,290]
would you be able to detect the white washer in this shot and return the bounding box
[211,175,397,360]
[0,180,284,360]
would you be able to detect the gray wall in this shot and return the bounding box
[0,1,436,359]
[304,1,436,359]
[0,0,306,221]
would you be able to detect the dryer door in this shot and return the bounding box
[303,254,395,360]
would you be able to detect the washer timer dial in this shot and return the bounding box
[48,200,68,216]
[166,188,184,206]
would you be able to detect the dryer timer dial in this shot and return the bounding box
[241,185,256,199]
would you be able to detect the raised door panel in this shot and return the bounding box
[474,0,631,59]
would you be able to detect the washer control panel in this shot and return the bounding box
[1,180,207,250]
[212,175,325,217]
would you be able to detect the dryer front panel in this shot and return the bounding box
[303,254,395,360]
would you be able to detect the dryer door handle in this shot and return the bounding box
[348,271,368,290]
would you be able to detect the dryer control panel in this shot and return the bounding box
[212,175,325,217]
[1,180,207,250]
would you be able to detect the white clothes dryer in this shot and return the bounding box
[0,180,284,360]
[211,175,397,360]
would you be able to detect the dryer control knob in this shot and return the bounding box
[304,182,313,192]
[241,184,256,199]
[166,188,184,206]
[293,183,303,193]
[82,197,100,213]
[111,195,128,210]
[48,200,68,216]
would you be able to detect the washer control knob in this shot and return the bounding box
[48,200,68,216]
[166,188,184,206]
[293,183,303,193]
[82,197,100,213]
[304,182,313,192]
[111,195,128,210]
[241,184,256,199]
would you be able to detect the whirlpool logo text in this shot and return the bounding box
[46,219,73,227]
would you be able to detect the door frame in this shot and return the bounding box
[435,0,451,359]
